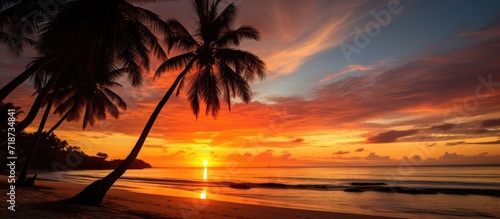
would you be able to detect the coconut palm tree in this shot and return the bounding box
[16,67,128,185]
[0,0,58,56]
[0,0,167,133]
[0,0,70,100]
[68,0,266,206]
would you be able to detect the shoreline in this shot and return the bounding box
[1,175,400,219]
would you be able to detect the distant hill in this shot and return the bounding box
[74,157,152,170]
[0,131,152,172]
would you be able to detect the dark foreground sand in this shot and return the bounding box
[1,176,401,219]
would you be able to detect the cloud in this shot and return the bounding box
[411,155,422,162]
[320,59,393,82]
[365,152,391,161]
[141,0,380,76]
[443,139,500,146]
[461,16,500,39]
[422,152,500,165]
[365,129,419,143]
[446,141,466,146]
[226,152,253,162]
[480,118,500,128]
[426,143,437,147]
[402,155,422,162]
[332,151,350,155]
[476,129,491,134]
[225,150,296,166]
[253,149,293,161]
[3,2,500,168]
[468,140,500,145]
[354,148,364,152]
[163,150,197,160]
[209,151,220,158]
[429,123,455,131]
[236,0,373,74]
[330,152,394,162]
[143,144,168,149]
[440,152,464,160]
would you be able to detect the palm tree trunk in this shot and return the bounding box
[15,72,59,133]
[0,55,56,101]
[68,64,192,207]
[0,75,59,149]
[0,68,33,101]
[17,103,69,186]
[38,110,70,145]
[16,97,53,186]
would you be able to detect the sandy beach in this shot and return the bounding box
[1,175,398,219]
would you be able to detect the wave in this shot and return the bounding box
[42,173,500,198]
[110,176,500,198]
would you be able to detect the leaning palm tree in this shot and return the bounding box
[0,0,71,100]
[69,0,266,206]
[16,67,127,185]
[0,0,59,56]
[0,0,167,134]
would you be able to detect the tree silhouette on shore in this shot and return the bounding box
[69,0,265,206]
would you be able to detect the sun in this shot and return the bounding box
[203,160,208,166]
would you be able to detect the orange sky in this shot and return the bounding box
[1,0,500,167]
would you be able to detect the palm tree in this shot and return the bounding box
[0,0,167,134]
[0,0,57,56]
[16,67,128,186]
[0,0,71,100]
[68,0,266,206]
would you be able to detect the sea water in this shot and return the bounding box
[37,165,500,218]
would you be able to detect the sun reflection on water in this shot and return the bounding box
[200,160,208,199]
[200,188,207,199]
[203,167,207,181]
[203,160,208,181]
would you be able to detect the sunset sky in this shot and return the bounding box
[1,0,500,167]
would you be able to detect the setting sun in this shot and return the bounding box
[203,160,208,166]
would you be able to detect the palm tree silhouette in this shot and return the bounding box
[0,0,167,133]
[16,67,127,185]
[0,0,71,99]
[69,0,266,206]
[0,0,56,56]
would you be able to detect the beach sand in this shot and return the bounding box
[1,176,399,219]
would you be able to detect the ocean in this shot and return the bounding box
[36,165,500,218]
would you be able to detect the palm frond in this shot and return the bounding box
[188,72,201,118]
[124,19,150,69]
[103,87,127,110]
[215,48,266,81]
[155,52,195,77]
[210,2,236,38]
[176,57,197,96]
[122,2,169,34]
[215,25,259,48]
[0,31,36,56]
[218,61,252,103]
[122,4,167,61]
[165,18,199,53]
[99,90,120,118]
[82,101,93,129]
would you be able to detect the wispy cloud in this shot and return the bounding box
[480,118,500,128]
[320,59,394,82]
